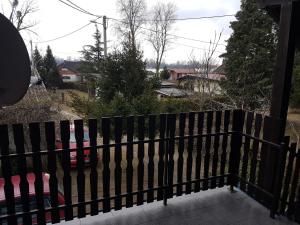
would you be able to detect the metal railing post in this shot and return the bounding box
[163,116,169,206]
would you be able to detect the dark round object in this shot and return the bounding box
[0,13,31,106]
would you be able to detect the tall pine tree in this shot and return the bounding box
[43,46,62,88]
[221,0,277,110]
[98,39,147,102]
[33,46,44,76]
[80,25,104,74]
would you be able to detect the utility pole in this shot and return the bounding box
[30,40,35,68]
[103,16,108,58]
[91,16,108,58]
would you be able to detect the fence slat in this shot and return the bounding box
[248,114,262,196]
[12,124,32,225]
[147,115,156,203]
[270,142,288,218]
[186,112,195,194]
[167,114,176,198]
[137,116,145,205]
[0,125,17,225]
[257,116,272,203]
[195,112,204,192]
[287,148,300,218]
[74,120,86,218]
[114,117,123,210]
[88,119,98,215]
[280,143,296,214]
[240,112,254,191]
[60,121,73,220]
[29,123,46,225]
[219,110,230,187]
[203,111,213,190]
[176,113,186,196]
[211,111,222,189]
[102,118,111,212]
[228,110,245,187]
[293,150,300,222]
[295,187,300,223]
[45,122,60,223]
[157,114,166,201]
[126,116,134,207]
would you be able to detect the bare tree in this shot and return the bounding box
[186,32,235,111]
[148,2,177,77]
[116,0,146,50]
[4,0,37,32]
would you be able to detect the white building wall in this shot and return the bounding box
[62,74,81,83]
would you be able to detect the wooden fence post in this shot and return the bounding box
[270,142,287,218]
[228,110,245,190]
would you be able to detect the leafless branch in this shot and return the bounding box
[147,2,177,76]
[5,0,38,32]
[116,0,146,50]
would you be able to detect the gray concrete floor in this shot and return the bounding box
[59,187,297,225]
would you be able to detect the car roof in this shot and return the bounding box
[0,173,50,202]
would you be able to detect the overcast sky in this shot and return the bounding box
[2,0,241,64]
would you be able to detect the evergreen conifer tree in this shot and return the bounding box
[43,46,62,88]
[160,66,170,80]
[98,39,147,102]
[221,0,277,110]
[80,25,104,74]
[33,46,44,77]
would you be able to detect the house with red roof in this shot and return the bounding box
[58,60,83,83]
[168,68,198,80]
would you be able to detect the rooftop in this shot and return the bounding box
[155,87,192,97]
[168,68,198,74]
[177,73,226,82]
[58,60,83,73]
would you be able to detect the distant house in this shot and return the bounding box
[177,73,225,95]
[58,61,83,83]
[155,88,192,100]
[161,80,177,88]
[155,80,192,99]
[168,68,198,80]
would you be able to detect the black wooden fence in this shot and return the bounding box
[0,110,297,225]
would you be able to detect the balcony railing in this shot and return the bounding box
[0,110,299,225]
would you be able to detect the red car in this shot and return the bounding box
[0,173,65,224]
[56,128,94,168]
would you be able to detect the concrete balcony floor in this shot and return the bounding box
[59,187,297,225]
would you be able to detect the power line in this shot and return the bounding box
[65,0,94,15]
[168,40,225,54]
[137,30,225,54]
[108,14,235,22]
[57,0,101,17]
[167,14,235,21]
[110,17,226,48]
[33,21,95,44]
[139,26,226,48]
[167,33,226,47]
[57,0,90,15]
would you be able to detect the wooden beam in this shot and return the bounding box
[270,1,297,138]
[262,1,298,196]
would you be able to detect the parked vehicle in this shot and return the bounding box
[56,128,96,168]
[0,173,65,224]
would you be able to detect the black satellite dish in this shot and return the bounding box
[0,13,31,106]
